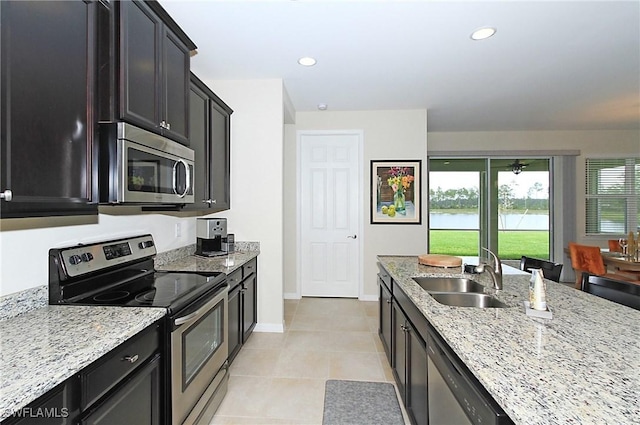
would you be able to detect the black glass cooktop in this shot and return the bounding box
[71,271,226,312]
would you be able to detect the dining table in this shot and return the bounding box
[601,251,640,274]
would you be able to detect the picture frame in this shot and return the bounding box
[371,160,422,224]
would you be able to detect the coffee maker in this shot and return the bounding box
[195,218,234,257]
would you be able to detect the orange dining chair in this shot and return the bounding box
[608,239,622,253]
[568,242,638,289]
[568,242,607,289]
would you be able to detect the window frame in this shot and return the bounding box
[585,157,639,235]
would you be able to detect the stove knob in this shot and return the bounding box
[139,240,154,249]
[69,255,82,265]
[81,252,94,262]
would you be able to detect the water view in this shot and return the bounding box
[430,212,549,230]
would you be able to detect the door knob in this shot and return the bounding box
[347,234,357,239]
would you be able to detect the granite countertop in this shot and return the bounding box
[377,255,640,425]
[156,250,259,275]
[0,306,166,420]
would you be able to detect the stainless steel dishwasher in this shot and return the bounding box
[427,330,513,425]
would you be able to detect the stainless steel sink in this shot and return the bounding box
[429,292,510,308]
[413,277,486,293]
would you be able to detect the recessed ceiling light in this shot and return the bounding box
[298,57,317,66]
[470,27,497,41]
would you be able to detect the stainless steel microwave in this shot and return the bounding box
[99,122,194,205]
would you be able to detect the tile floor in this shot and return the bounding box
[210,297,409,424]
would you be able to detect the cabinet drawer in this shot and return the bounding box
[227,269,243,290]
[242,258,257,279]
[79,354,161,425]
[377,263,392,291]
[80,324,159,410]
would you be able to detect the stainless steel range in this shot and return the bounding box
[49,234,228,425]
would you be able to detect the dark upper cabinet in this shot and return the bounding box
[185,74,232,212]
[102,0,195,145]
[0,0,99,218]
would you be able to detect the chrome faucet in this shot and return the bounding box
[473,248,503,290]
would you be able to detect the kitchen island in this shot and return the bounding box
[378,255,640,425]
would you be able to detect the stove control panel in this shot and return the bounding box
[103,242,133,260]
[55,235,157,278]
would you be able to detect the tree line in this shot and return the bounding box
[430,184,549,210]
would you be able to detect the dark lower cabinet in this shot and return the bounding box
[227,272,243,363]
[407,329,428,425]
[390,285,429,425]
[242,271,258,341]
[379,262,513,425]
[392,300,408,397]
[227,258,258,364]
[80,354,161,425]
[2,377,80,425]
[0,323,162,425]
[0,0,99,218]
[378,274,393,363]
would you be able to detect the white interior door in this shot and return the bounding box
[299,131,361,297]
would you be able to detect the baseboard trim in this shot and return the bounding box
[253,322,285,333]
[359,294,378,302]
[285,293,378,301]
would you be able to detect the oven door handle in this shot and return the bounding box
[173,284,228,327]
[174,310,200,326]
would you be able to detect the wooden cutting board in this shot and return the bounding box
[418,254,463,268]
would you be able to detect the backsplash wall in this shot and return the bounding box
[0,212,197,297]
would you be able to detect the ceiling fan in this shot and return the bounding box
[508,159,529,175]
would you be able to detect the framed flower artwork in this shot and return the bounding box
[370,160,422,224]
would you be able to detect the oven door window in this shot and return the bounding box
[182,301,224,388]
[127,146,192,197]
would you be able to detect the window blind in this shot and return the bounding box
[585,158,640,234]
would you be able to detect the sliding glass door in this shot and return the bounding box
[428,157,551,260]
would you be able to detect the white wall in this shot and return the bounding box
[200,79,285,332]
[428,129,640,247]
[285,110,429,300]
[0,211,197,296]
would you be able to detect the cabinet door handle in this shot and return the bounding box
[160,120,167,129]
[386,299,392,304]
[166,122,171,130]
[347,234,357,239]
[122,354,139,364]
[0,190,12,201]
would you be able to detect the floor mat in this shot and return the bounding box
[322,380,404,425]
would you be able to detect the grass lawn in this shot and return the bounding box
[429,230,549,259]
